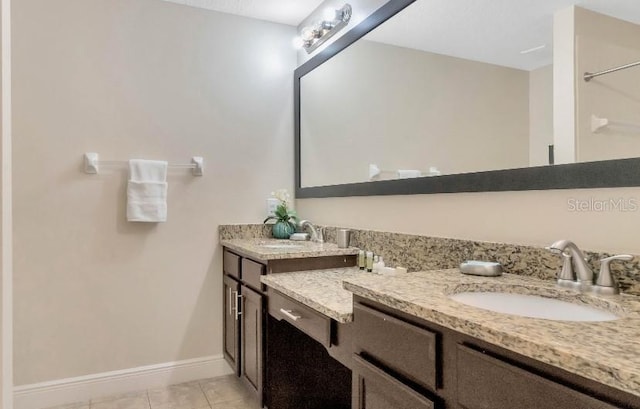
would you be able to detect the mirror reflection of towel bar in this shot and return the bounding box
[368,163,440,180]
[83,152,204,176]
[591,115,640,134]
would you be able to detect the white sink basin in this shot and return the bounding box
[449,291,620,322]
[260,244,304,249]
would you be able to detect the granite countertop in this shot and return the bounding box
[343,270,640,397]
[221,238,359,260]
[261,267,372,323]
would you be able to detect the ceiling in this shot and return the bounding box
[163,0,640,71]
[366,0,640,71]
[162,0,324,26]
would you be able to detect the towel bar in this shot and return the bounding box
[83,152,204,176]
[591,115,640,134]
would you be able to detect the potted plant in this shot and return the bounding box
[263,189,298,239]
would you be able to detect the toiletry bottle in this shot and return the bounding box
[378,256,385,270]
[373,255,379,273]
[358,250,365,270]
[366,251,374,272]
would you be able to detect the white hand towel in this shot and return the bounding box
[127,159,168,222]
[396,169,422,178]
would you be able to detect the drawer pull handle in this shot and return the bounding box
[233,291,243,320]
[280,308,302,321]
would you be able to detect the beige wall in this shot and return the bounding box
[301,39,530,187]
[12,0,295,385]
[296,186,640,256]
[529,65,553,167]
[1,0,12,403]
[0,0,4,403]
[574,7,640,162]
[552,6,576,165]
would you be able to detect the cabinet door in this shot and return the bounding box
[223,275,240,375]
[353,355,435,409]
[457,345,619,409]
[241,285,263,402]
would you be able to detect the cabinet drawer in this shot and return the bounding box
[353,355,435,409]
[267,288,331,347]
[457,345,619,409]
[242,258,265,291]
[354,303,439,391]
[223,250,241,279]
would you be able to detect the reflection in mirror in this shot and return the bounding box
[300,0,640,188]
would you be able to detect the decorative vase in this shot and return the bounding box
[272,221,295,239]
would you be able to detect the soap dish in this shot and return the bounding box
[290,233,309,241]
[460,261,503,277]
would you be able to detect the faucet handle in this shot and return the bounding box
[600,254,633,262]
[558,252,574,281]
[595,255,633,293]
[556,252,581,289]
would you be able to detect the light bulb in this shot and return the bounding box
[301,26,316,41]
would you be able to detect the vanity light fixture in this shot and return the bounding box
[294,4,352,54]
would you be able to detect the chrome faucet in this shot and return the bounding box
[298,220,324,243]
[547,239,593,286]
[547,239,632,295]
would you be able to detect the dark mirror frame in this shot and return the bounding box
[294,0,640,199]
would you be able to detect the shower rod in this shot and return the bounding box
[584,60,640,82]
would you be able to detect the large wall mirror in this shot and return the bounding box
[295,0,640,198]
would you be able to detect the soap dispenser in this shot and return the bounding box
[366,251,374,272]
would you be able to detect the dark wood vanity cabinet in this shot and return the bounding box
[456,345,619,409]
[222,250,265,403]
[222,274,240,374]
[352,296,640,409]
[267,287,331,347]
[352,355,435,409]
[240,285,263,398]
[222,247,356,407]
[353,303,439,392]
[266,289,353,409]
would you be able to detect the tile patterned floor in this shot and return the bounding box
[44,376,261,409]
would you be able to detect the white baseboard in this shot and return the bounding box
[14,355,233,409]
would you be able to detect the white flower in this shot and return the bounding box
[272,189,291,205]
